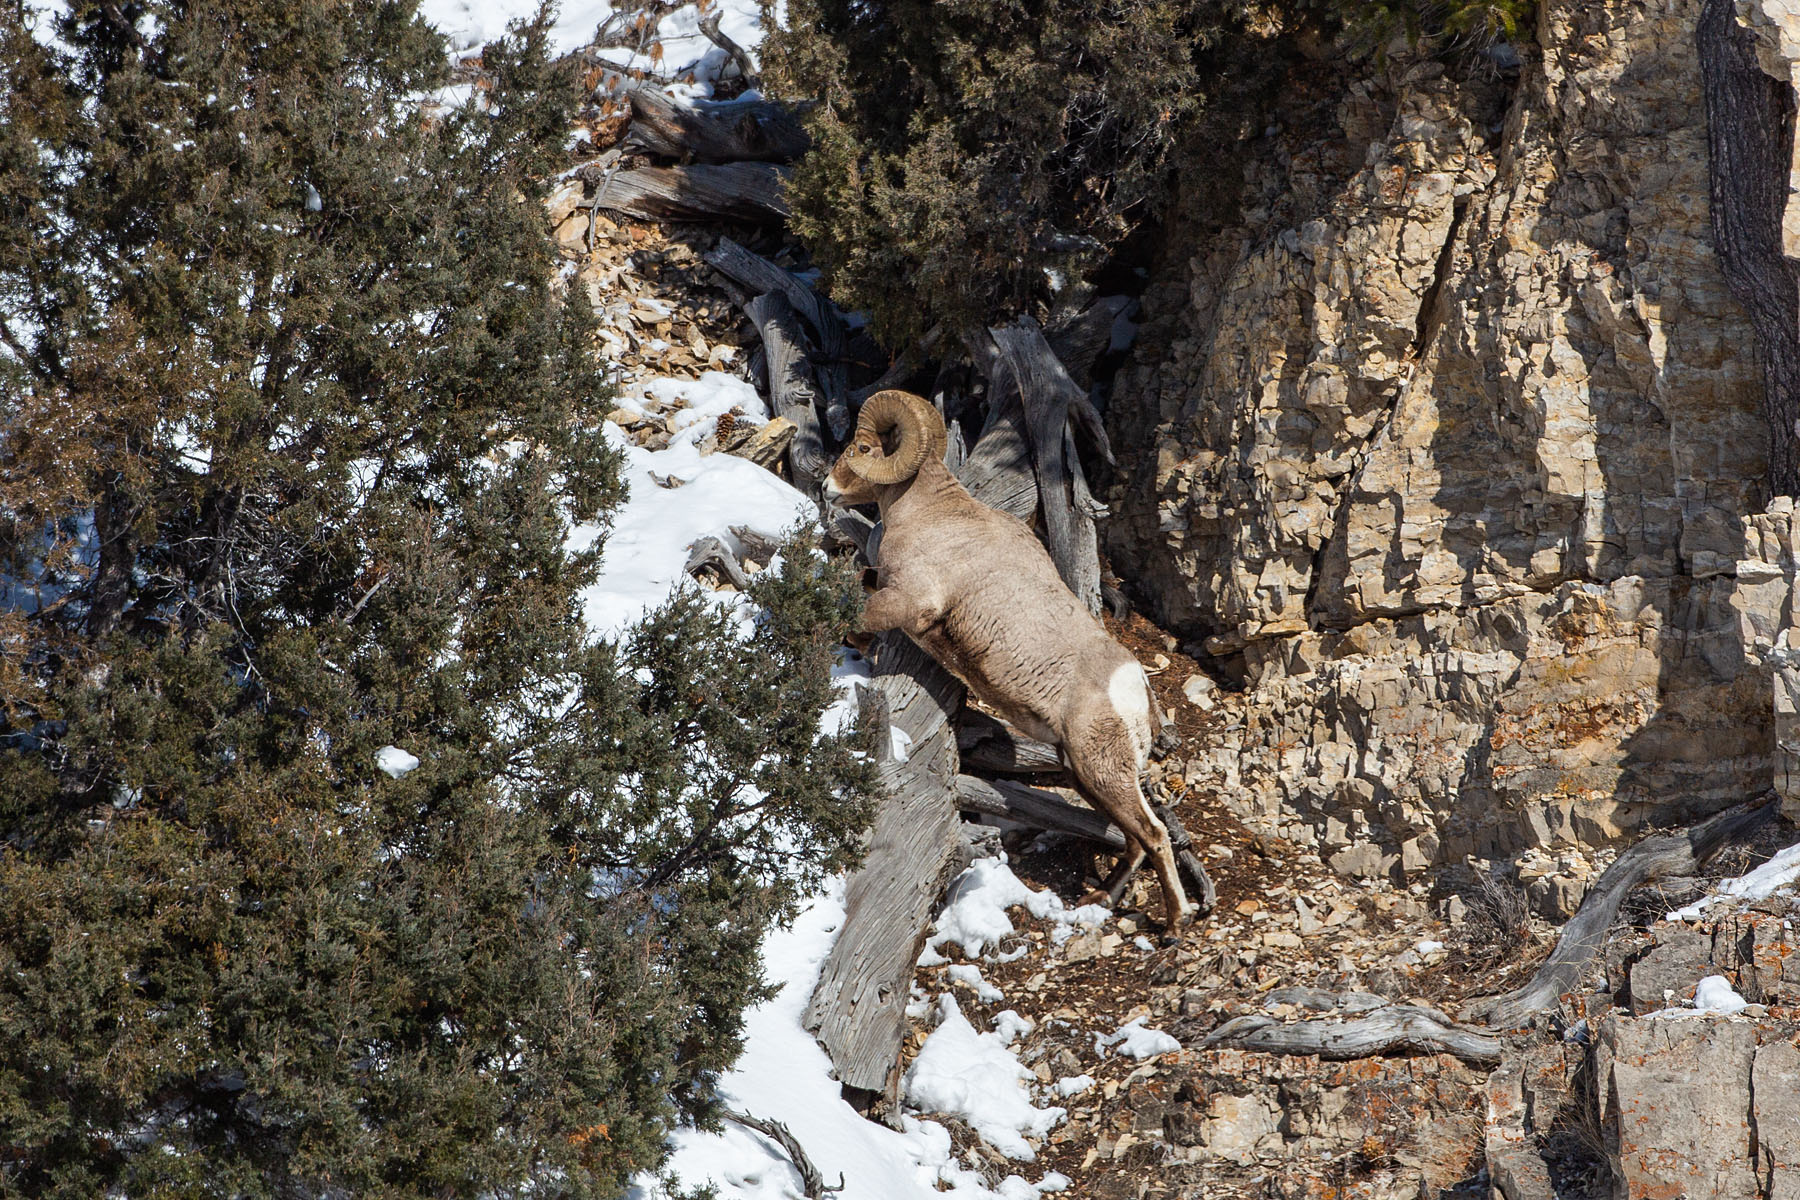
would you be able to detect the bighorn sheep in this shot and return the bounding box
[825,390,1197,926]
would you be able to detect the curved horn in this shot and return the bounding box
[845,390,943,484]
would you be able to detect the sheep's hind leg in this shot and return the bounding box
[1068,727,1196,928]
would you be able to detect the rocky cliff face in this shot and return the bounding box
[1109,0,1800,897]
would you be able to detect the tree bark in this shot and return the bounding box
[804,635,965,1111]
[591,162,790,223]
[624,88,809,163]
[1699,0,1800,496]
[742,292,831,493]
[706,238,851,438]
[981,319,1103,613]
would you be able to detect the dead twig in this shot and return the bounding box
[719,1108,844,1197]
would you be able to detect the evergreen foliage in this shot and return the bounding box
[763,0,1533,348]
[0,2,875,1196]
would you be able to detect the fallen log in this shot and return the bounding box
[1464,796,1778,1029]
[591,162,789,223]
[684,535,752,590]
[954,775,1215,914]
[956,709,1065,775]
[1154,803,1218,915]
[1201,1007,1506,1066]
[624,88,809,163]
[955,774,1123,851]
[804,634,966,1111]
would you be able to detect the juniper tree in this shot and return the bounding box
[0,2,875,1196]
[763,0,1534,348]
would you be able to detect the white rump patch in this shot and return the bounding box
[1107,663,1152,762]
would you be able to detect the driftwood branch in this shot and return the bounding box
[957,709,1065,775]
[624,88,808,163]
[591,162,789,223]
[685,535,752,590]
[954,776,1216,914]
[719,1108,844,1198]
[955,774,1124,851]
[1154,803,1217,915]
[979,319,1103,613]
[698,10,760,89]
[1202,1007,1505,1066]
[1465,797,1779,1029]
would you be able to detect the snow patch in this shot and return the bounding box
[1095,1016,1181,1060]
[569,424,813,641]
[903,994,1065,1162]
[375,746,420,778]
[1666,838,1800,921]
[923,857,1110,963]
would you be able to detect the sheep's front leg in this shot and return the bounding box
[860,585,934,637]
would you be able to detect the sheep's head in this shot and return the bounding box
[824,390,947,507]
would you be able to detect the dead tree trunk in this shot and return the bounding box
[1466,798,1778,1029]
[706,238,852,439]
[624,88,809,163]
[591,162,790,223]
[1699,0,1800,496]
[980,319,1104,613]
[742,291,831,494]
[804,635,966,1110]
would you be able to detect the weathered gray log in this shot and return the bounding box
[591,162,789,223]
[957,709,1065,775]
[742,292,831,493]
[728,524,783,566]
[685,535,752,590]
[1465,797,1778,1029]
[1044,294,1131,386]
[1202,1007,1505,1065]
[624,88,809,163]
[804,634,965,1109]
[979,319,1103,613]
[828,507,877,563]
[706,238,851,438]
[1068,387,1116,469]
[1154,803,1217,915]
[957,389,1038,519]
[719,1109,844,1198]
[955,774,1124,851]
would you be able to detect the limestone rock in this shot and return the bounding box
[1593,1013,1800,1200]
[1108,0,1786,872]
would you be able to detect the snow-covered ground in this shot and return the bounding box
[419,0,769,98]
